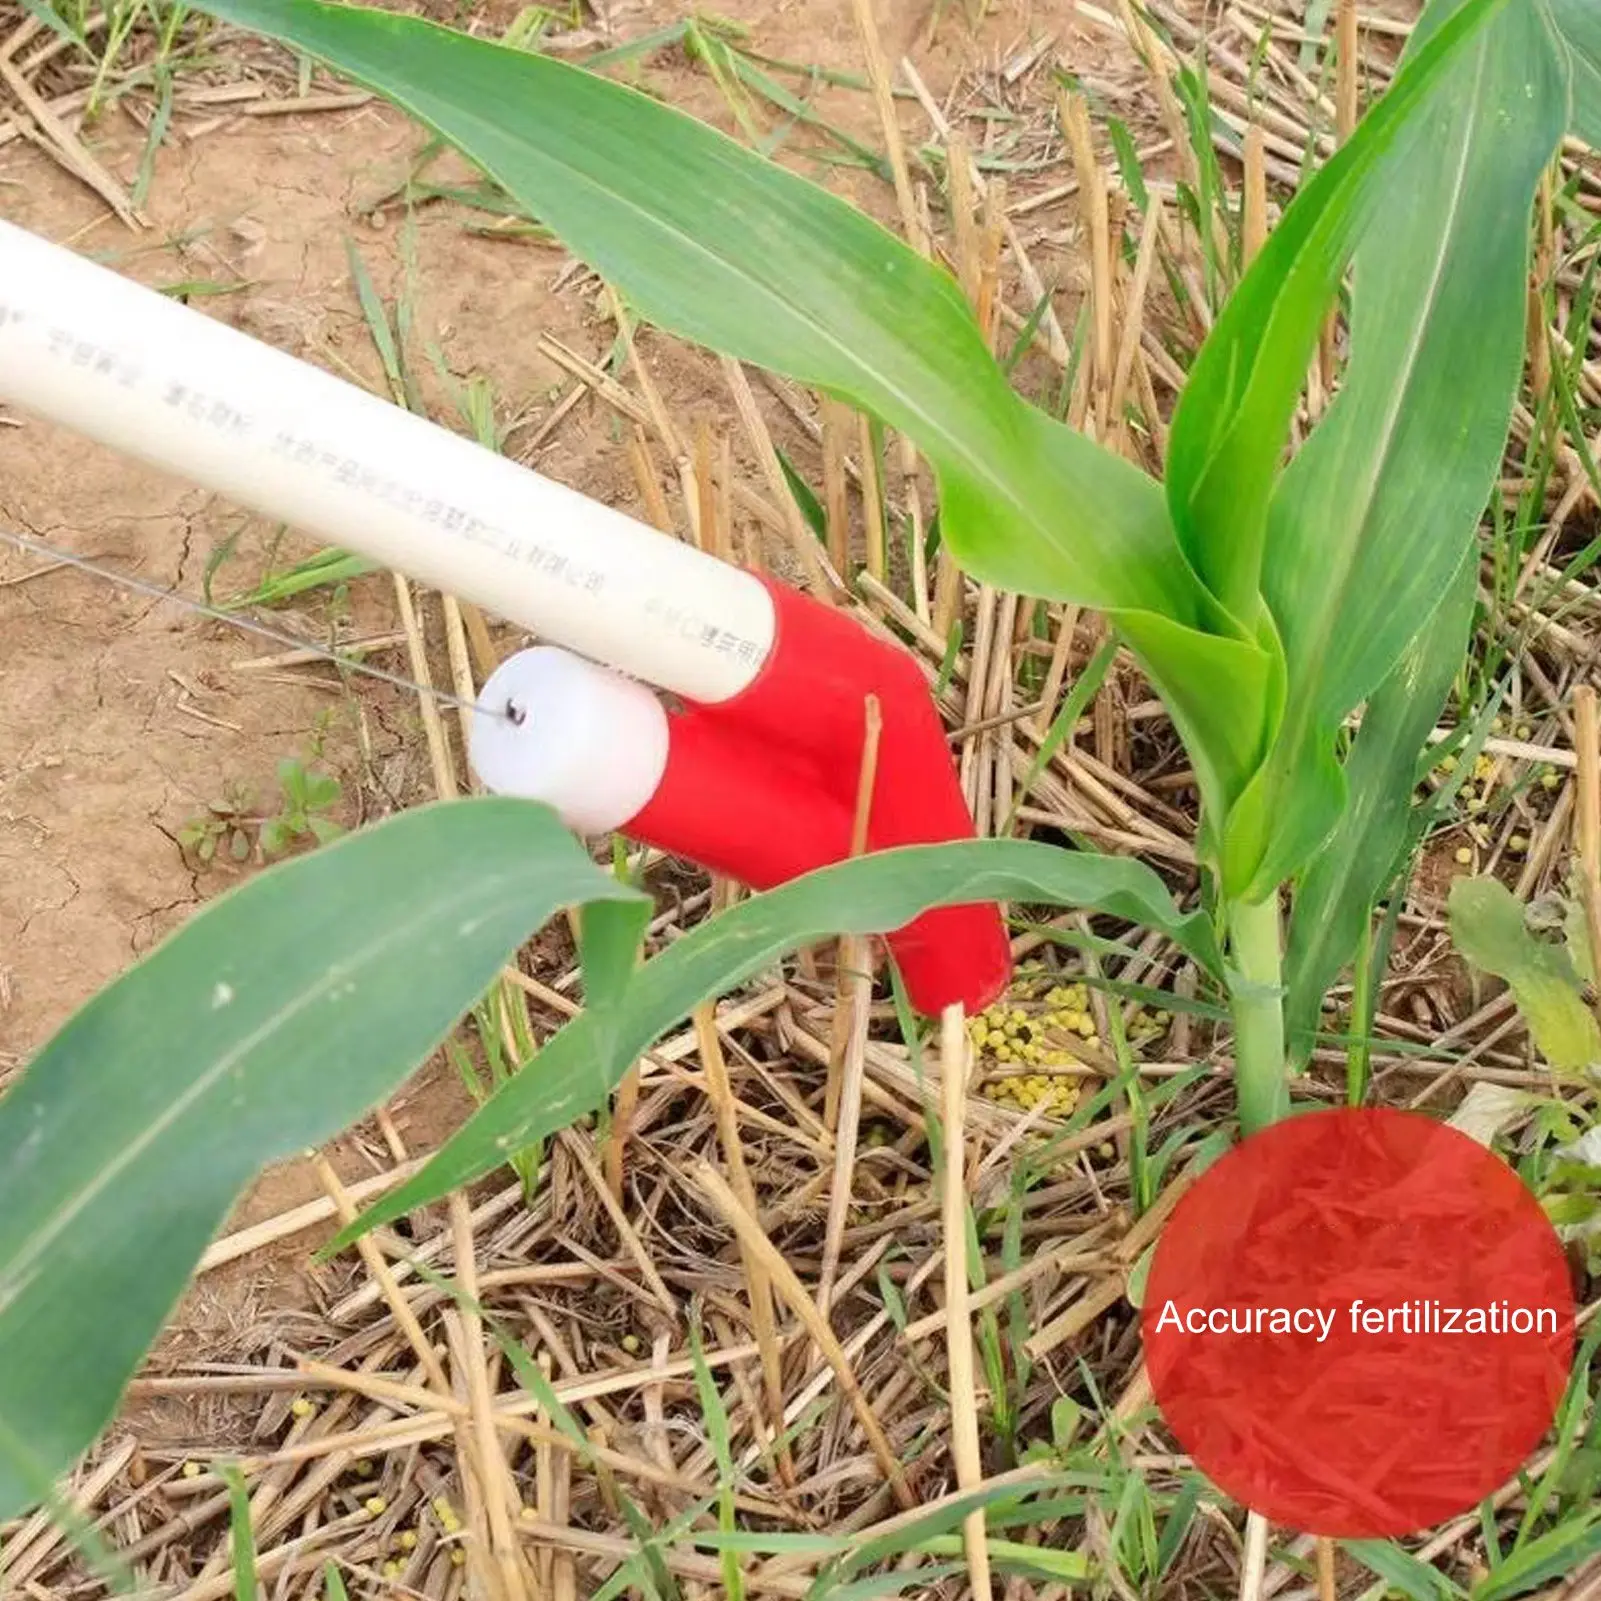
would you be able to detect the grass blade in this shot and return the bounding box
[1471,1514,1601,1601]
[1343,1539,1469,1601]
[688,1315,746,1601]
[222,1466,260,1601]
[1003,634,1117,833]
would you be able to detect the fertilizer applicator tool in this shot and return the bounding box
[0,218,1012,1015]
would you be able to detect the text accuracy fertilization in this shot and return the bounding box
[1154,1300,1563,1345]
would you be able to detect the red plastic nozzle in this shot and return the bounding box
[628,575,1012,1016]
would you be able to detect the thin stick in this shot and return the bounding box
[312,1154,450,1395]
[1316,1536,1336,1601]
[931,551,965,649]
[850,0,920,249]
[1242,124,1269,268]
[199,1157,427,1271]
[858,413,887,582]
[693,1160,917,1511]
[826,694,884,1130]
[1573,686,1601,994]
[170,1513,371,1601]
[821,398,852,578]
[1107,195,1164,454]
[441,1308,494,1600]
[851,698,890,845]
[550,1369,577,1601]
[900,1251,1114,1350]
[1113,0,1223,269]
[0,54,138,226]
[1023,1275,1127,1361]
[250,1340,799,1474]
[695,1003,795,1484]
[948,129,982,302]
[1060,88,1112,425]
[0,1440,136,1585]
[628,425,676,537]
[1529,168,1556,443]
[723,355,837,597]
[1033,604,1081,739]
[819,696,884,1314]
[1336,0,1360,142]
[900,57,1070,364]
[974,179,1008,356]
[610,284,695,520]
[941,1003,993,1601]
[717,431,740,568]
[539,334,651,425]
[533,1351,556,1595]
[695,416,718,554]
[819,949,874,1320]
[516,1519,811,1598]
[450,1195,531,1601]
[1240,1511,1271,1601]
[393,576,458,800]
[836,0,923,586]
[604,1068,641,1205]
[439,597,481,788]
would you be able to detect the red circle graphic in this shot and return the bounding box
[1141,1106,1575,1536]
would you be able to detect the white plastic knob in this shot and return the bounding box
[470,646,670,835]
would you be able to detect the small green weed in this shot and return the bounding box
[175,779,256,867]
[260,757,344,857]
[177,755,344,868]
[444,981,543,1201]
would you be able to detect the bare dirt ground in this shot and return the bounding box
[0,0,1130,1413]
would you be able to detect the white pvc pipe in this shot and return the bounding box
[0,219,775,704]
[469,647,670,832]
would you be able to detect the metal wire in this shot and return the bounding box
[0,524,506,720]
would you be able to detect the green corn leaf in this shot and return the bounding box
[336,839,1220,1244]
[0,798,638,1520]
[1282,542,1477,1065]
[825,1477,1074,1589]
[811,1565,969,1601]
[1164,0,1514,629]
[917,1535,1090,1582]
[1236,0,1566,899]
[1118,606,1282,865]
[185,0,1204,629]
[226,548,377,609]
[1447,875,1601,1073]
[224,1466,261,1601]
[577,896,651,1016]
[1548,0,1601,147]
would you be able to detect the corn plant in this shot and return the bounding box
[1,0,1598,1529]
